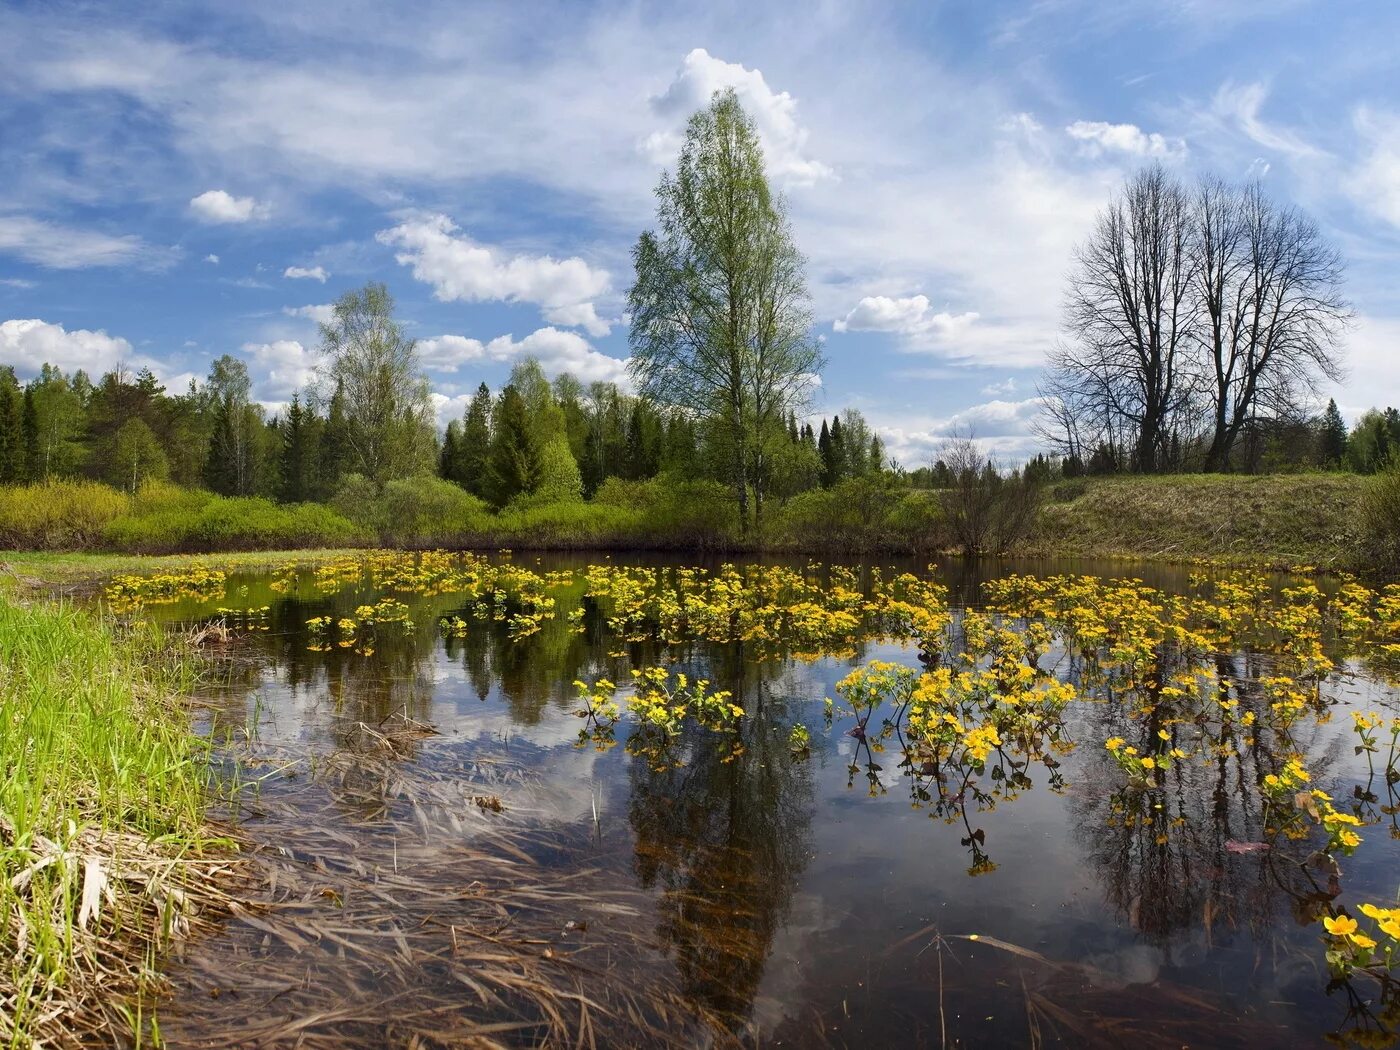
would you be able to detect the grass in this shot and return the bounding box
[0,598,234,1047]
[1033,472,1367,569]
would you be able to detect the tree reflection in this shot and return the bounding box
[625,654,814,1027]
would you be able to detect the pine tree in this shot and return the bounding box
[817,419,832,488]
[21,386,41,481]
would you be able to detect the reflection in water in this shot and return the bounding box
[628,659,814,1027]
[118,553,1400,1048]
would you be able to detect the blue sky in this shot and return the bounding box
[0,0,1397,465]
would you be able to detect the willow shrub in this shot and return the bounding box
[774,476,947,553]
[0,480,131,549]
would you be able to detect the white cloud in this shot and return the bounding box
[981,377,1017,397]
[242,338,317,400]
[0,317,152,377]
[418,327,630,387]
[283,265,328,282]
[282,303,335,324]
[0,278,37,289]
[878,397,1049,466]
[834,294,980,341]
[540,301,613,338]
[1207,81,1322,159]
[378,214,612,333]
[189,189,269,224]
[0,215,167,269]
[204,253,220,264]
[645,48,835,187]
[1066,120,1187,160]
[1347,108,1400,229]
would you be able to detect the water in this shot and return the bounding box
[127,553,1400,1048]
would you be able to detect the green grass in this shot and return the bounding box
[0,599,225,1047]
[1034,473,1367,569]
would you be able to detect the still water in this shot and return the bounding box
[129,553,1400,1048]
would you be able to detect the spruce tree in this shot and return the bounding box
[280,394,311,502]
[487,386,537,507]
[817,419,832,488]
[0,376,23,483]
[21,386,41,481]
[460,383,492,497]
[1318,398,1348,467]
[440,420,462,483]
[318,382,349,498]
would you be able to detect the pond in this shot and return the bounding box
[110,552,1400,1048]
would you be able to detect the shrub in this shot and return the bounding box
[0,480,130,550]
[593,475,739,548]
[494,500,641,548]
[379,476,492,545]
[1360,457,1400,574]
[103,495,364,553]
[774,477,910,552]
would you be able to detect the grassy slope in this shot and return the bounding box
[1034,473,1366,568]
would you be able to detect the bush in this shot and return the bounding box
[593,475,739,548]
[494,500,641,548]
[104,495,365,553]
[1360,457,1400,574]
[774,477,915,552]
[0,480,131,550]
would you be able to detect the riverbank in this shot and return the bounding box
[0,472,1377,577]
[0,598,237,1047]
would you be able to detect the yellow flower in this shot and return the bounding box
[1105,737,1125,752]
[1139,756,1156,770]
[1323,914,1358,937]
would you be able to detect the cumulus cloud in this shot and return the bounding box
[833,294,980,341]
[0,317,150,377]
[378,214,612,333]
[242,338,317,400]
[189,189,270,224]
[282,303,335,324]
[645,48,835,186]
[204,253,220,264]
[0,215,167,269]
[1066,120,1187,160]
[417,327,630,386]
[283,265,328,282]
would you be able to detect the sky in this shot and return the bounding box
[0,0,1397,466]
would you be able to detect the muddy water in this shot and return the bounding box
[137,554,1400,1048]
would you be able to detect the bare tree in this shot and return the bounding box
[1050,165,1197,473]
[1042,165,1348,474]
[1195,181,1348,470]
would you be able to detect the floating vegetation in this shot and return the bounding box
[91,552,1400,1045]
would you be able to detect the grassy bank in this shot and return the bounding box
[0,599,231,1047]
[0,472,1382,573]
[1034,472,1366,569]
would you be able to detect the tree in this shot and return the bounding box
[111,417,168,491]
[1043,165,1196,473]
[1318,398,1348,467]
[317,282,435,486]
[280,393,316,502]
[27,366,84,479]
[204,354,259,496]
[0,371,21,483]
[628,88,822,531]
[20,386,40,481]
[460,383,492,498]
[1194,179,1348,470]
[487,386,537,506]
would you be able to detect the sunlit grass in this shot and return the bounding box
[0,598,223,1047]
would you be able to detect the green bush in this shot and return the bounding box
[0,480,131,550]
[1360,458,1400,574]
[773,477,916,552]
[103,495,364,553]
[494,500,641,548]
[594,475,740,548]
[329,474,492,545]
